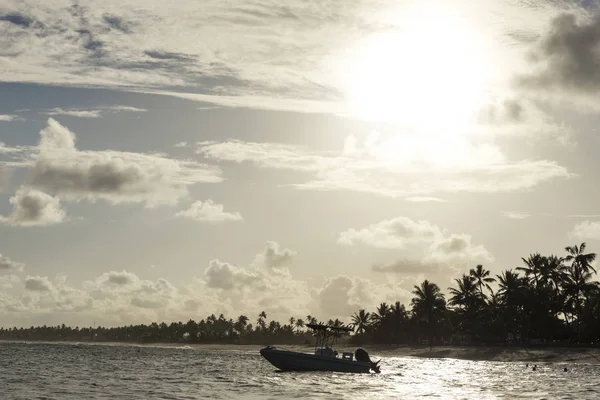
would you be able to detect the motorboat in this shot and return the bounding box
[260,323,380,373]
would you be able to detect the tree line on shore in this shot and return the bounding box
[1,242,599,347]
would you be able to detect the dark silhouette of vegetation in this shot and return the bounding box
[2,243,600,347]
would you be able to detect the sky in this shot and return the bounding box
[1,0,600,328]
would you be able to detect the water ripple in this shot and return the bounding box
[1,342,598,399]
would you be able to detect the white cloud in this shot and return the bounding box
[204,260,261,290]
[474,96,572,144]
[256,241,296,272]
[174,141,189,148]
[0,253,24,273]
[0,0,356,112]
[97,270,139,287]
[0,114,17,121]
[0,187,66,226]
[21,118,222,207]
[568,220,600,241]
[311,275,402,318]
[343,216,493,272]
[338,217,441,249]
[0,240,415,326]
[0,0,573,121]
[197,135,573,198]
[176,200,242,222]
[44,106,147,118]
[423,234,494,265]
[502,211,531,220]
[0,275,20,290]
[45,108,102,118]
[24,276,53,292]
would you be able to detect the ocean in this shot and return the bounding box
[1,341,598,399]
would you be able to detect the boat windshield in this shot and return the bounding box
[305,323,353,352]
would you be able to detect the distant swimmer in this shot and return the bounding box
[532,365,537,371]
[526,364,529,368]
[564,367,568,372]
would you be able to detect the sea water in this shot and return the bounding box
[1,341,598,399]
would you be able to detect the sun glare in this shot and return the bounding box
[344,5,491,135]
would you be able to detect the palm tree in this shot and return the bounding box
[448,275,480,308]
[257,311,267,331]
[351,309,371,334]
[411,280,447,345]
[390,301,407,321]
[234,315,248,336]
[517,253,545,287]
[370,302,391,326]
[496,269,525,341]
[449,275,484,338]
[295,318,304,332]
[566,242,597,275]
[469,265,495,297]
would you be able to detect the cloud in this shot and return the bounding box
[372,259,448,275]
[0,1,351,112]
[311,275,401,318]
[568,220,600,240]
[345,216,493,272]
[0,241,414,326]
[24,276,53,292]
[0,187,66,226]
[23,118,221,207]
[98,270,139,286]
[251,241,296,275]
[0,275,20,290]
[204,260,261,290]
[0,114,17,121]
[338,217,441,249]
[423,234,494,265]
[174,141,189,148]
[175,200,242,222]
[502,211,531,220]
[44,106,147,118]
[517,13,600,105]
[521,13,600,94]
[260,241,296,270]
[197,135,573,198]
[0,253,24,273]
[474,96,572,144]
[45,108,102,118]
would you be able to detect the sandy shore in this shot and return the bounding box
[3,340,600,363]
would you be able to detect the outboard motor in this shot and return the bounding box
[355,348,381,373]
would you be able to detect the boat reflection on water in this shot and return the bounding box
[260,323,380,373]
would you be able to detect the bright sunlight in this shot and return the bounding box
[343,5,491,135]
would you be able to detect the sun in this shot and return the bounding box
[343,5,491,136]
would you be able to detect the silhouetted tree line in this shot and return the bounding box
[0,312,340,345]
[2,243,599,347]
[351,243,600,346]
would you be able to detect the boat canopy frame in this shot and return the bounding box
[305,323,353,351]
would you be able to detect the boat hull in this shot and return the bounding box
[260,347,372,373]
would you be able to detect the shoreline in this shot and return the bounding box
[3,340,600,363]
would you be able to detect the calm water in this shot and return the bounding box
[1,341,599,399]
